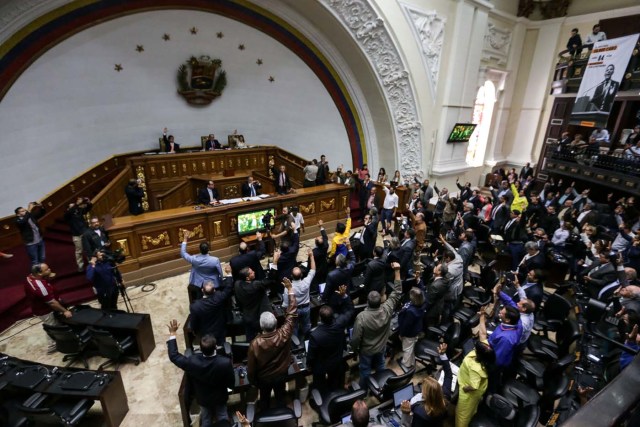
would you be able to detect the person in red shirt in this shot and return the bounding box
[24,263,72,353]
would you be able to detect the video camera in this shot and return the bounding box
[261,212,274,231]
[102,248,126,265]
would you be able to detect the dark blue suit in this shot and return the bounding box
[189,277,234,343]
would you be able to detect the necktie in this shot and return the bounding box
[250,185,255,197]
[280,173,285,187]
[208,189,214,202]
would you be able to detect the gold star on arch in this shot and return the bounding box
[216,32,224,39]
[238,44,245,50]
[114,64,123,72]
[268,76,275,82]
[256,59,263,65]
[135,45,144,53]
[162,33,171,41]
[190,27,198,35]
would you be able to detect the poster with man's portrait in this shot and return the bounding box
[570,34,639,128]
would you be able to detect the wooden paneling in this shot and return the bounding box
[109,184,351,272]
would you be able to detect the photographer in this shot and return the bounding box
[64,196,93,271]
[15,201,46,267]
[86,249,122,310]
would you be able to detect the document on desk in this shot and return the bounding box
[219,198,243,205]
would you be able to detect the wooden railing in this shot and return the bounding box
[91,165,135,222]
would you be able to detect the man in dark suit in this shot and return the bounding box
[82,216,110,259]
[425,262,449,324]
[490,196,510,233]
[230,232,266,281]
[307,285,354,394]
[162,128,180,153]
[358,212,378,261]
[204,134,221,150]
[520,162,534,180]
[357,173,374,219]
[197,180,220,205]
[272,164,292,195]
[274,231,300,283]
[397,229,416,278]
[167,319,235,426]
[577,203,599,228]
[363,246,386,295]
[125,179,144,215]
[323,241,356,310]
[189,266,234,345]
[513,271,544,314]
[517,241,546,280]
[241,176,262,197]
[15,202,47,267]
[584,251,618,298]
[310,220,329,293]
[234,266,274,341]
[590,64,620,112]
[503,210,528,270]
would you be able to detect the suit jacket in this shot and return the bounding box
[307,296,354,373]
[360,219,378,260]
[272,167,292,194]
[397,238,416,276]
[189,277,234,342]
[229,240,266,281]
[82,227,110,258]
[518,251,546,278]
[197,187,220,205]
[162,134,180,153]
[503,218,527,242]
[363,258,386,294]
[241,182,262,197]
[426,276,448,319]
[578,210,599,228]
[515,282,544,311]
[587,262,618,287]
[324,250,356,309]
[205,139,221,150]
[311,228,329,290]
[234,278,273,330]
[590,79,620,111]
[276,232,300,282]
[180,242,223,287]
[491,204,510,232]
[462,211,480,231]
[520,166,534,179]
[125,185,144,215]
[167,338,234,407]
[16,207,46,245]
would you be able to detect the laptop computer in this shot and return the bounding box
[393,383,414,409]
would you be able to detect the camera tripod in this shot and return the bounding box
[115,266,134,313]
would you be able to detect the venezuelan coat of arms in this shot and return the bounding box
[177,55,227,106]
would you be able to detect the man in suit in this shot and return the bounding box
[577,203,599,228]
[125,179,144,215]
[204,133,221,150]
[461,202,480,231]
[307,284,354,394]
[316,154,330,185]
[590,64,620,112]
[241,176,262,197]
[420,179,435,207]
[15,202,47,267]
[358,212,378,261]
[274,230,300,283]
[357,172,374,219]
[323,240,356,310]
[311,220,329,293]
[490,195,510,233]
[503,210,528,270]
[520,162,534,180]
[82,216,110,259]
[584,251,618,298]
[363,246,386,296]
[272,164,292,195]
[425,262,449,324]
[162,128,180,153]
[197,180,220,205]
[229,232,265,281]
[181,230,223,300]
[490,181,514,207]
[397,228,416,278]
[515,269,544,311]
[234,266,274,341]
[189,266,234,345]
[517,241,546,279]
[167,320,235,426]
[86,249,122,311]
[64,196,93,271]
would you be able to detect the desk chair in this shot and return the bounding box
[245,399,302,427]
[231,342,251,364]
[366,366,415,402]
[0,384,28,427]
[42,324,92,368]
[89,327,140,371]
[17,393,94,427]
[310,387,366,425]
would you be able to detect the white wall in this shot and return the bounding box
[0,10,349,215]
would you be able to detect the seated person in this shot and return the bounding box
[204,133,221,150]
[162,127,180,153]
[197,181,220,205]
[241,177,262,197]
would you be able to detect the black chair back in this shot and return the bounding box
[254,408,297,427]
[231,342,250,363]
[444,322,461,352]
[89,327,128,359]
[556,319,581,357]
[42,325,89,354]
[384,366,415,393]
[544,294,572,324]
[327,389,367,423]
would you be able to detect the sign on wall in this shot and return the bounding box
[569,34,639,128]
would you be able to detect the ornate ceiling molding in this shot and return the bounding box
[399,2,446,103]
[322,0,422,175]
[482,22,512,66]
[0,0,70,45]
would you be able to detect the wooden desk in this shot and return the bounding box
[66,306,156,361]
[108,184,351,273]
[0,354,128,427]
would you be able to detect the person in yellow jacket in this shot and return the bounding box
[328,207,351,258]
[510,182,528,213]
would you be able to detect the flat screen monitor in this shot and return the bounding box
[237,207,276,236]
[447,123,477,143]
